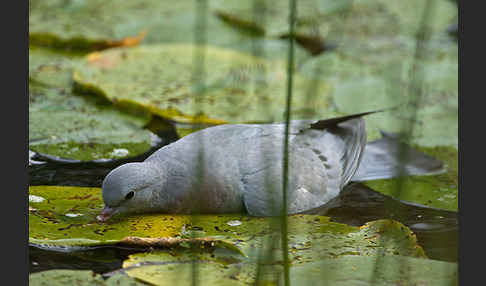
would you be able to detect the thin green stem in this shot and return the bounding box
[281,0,297,285]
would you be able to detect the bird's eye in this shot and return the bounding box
[125,191,135,200]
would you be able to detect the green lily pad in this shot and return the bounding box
[29,0,311,60]
[29,47,84,88]
[29,85,154,161]
[212,0,354,38]
[365,146,458,212]
[29,186,426,264]
[123,255,457,286]
[300,31,457,146]
[288,255,457,286]
[73,44,333,124]
[126,261,257,286]
[29,270,146,286]
[29,270,105,286]
[212,0,455,41]
[29,0,161,51]
[29,46,156,161]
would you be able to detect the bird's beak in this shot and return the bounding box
[97,206,118,222]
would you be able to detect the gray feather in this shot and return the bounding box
[101,111,415,218]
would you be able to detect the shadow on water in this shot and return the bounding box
[29,246,142,274]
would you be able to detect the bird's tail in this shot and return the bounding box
[352,131,445,182]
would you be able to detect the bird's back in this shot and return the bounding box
[145,117,366,215]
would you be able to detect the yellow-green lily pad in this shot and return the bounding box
[73,44,333,124]
[29,186,425,263]
[365,146,458,212]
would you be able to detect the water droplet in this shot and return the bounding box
[110,148,129,158]
[227,220,242,226]
[65,213,83,217]
[29,195,45,203]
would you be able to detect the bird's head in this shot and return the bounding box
[97,162,167,222]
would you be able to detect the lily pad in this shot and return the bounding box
[29,47,84,88]
[125,261,257,286]
[212,0,354,38]
[29,46,156,161]
[29,0,160,51]
[73,44,334,124]
[122,255,456,286]
[300,31,457,146]
[122,218,425,270]
[365,146,458,212]
[29,0,311,60]
[212,0,455,41]
[29,269,105,286]
[29,186,425,263]
[288,255,457,286]
[29,270,146,286]
[29,85,156,161]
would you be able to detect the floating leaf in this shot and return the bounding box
[288,255,457,286]
[123,255,455,286]
[29,185,425,262]
[29,0,160,51]
[212,0,354,38]
[300,32,457,146]
[29,0,311,60]
[126,262,257,286]
[29,270,146,286]
[29,46,155,161]
[73,44,333,124]
[213,0,455,40]
[29,47,84,88]
[29,270,105,286]
[29,85,155,161]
